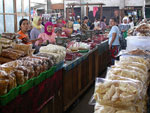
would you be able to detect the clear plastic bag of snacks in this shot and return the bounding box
[107,67,147,84]
[114,60,148,72]
[0,79,9,96]
[93,78,143,108]
[119,56,150,69]
[94,102,145,113]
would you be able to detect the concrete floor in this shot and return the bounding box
[66,85,95,113]
[65,72,106,113]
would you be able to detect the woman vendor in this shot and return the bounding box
[80,16,89,33]
[18,19,34,44]
[35,22,56,46]
[108,18,120,64]
[30,16,44,41]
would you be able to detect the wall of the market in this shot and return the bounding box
[146,0,150,5]
[63,0,145,20]
[64,0,81,19]
[82,0,144,7]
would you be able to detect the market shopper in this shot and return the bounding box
[94,18,100,30]
[80,16,89,33]
[100,16,107,33]
[56,17,65,28]
[18,19,33,44]
[35,22,56,46]
[108,17,120,64]
[119,17,130,50]
[129,17,134,29]
[77,15,81,24]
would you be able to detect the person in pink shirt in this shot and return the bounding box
[35,22,56,46]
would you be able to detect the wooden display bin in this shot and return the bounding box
[63,52,95,111]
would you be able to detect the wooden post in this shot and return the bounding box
[100,4,103,20]
[120,9,124,24]
[3,0,6,32]
[86,3,88,17]
[72,5,74,18]
[29,0,31,21]
[14,0,17,32]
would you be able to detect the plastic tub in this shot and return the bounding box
[45,66,56,79]
[126,36,150,51]
[0,87,20,106]
[20,79,33,94]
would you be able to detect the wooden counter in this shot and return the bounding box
[62,40,110,112]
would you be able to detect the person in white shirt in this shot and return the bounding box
[94,18,100,30]
[129,17,134,29]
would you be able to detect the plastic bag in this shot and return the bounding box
[0,79,9,96]
[94,102,145,113]
[21,57,44,74]
[13,44,32,55]
[14,70,25,85]
[0,70,9,79]
[36,53,55,66]
[119,56,150,69]
[94,78,143,107]
[105,74,147,99]
[107,67,147,84]
[3,60,23,67]
[115,60,148,72]
[16,66,30,82]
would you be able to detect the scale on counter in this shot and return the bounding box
[55,36,68,47]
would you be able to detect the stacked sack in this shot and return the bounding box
[39,44,66,64]
[0,55,54,96]
[94,56,150,113]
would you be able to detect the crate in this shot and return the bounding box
[33,74,44,86]
[55,61,64,72]
[0,86,20,106]
[20,79,34,94]
[45,66,56,79]
[78,49,89,53]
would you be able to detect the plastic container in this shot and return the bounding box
[78,49,89,53]
[33,73,45,86]
[45,66,56,79]
[20,79,33,94]
[0,87,20,106]
[126,36,150,51]
[55,61,64,72]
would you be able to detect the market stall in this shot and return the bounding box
[0,31,110,113]
[62,39,110,111]
[92,20,150,113]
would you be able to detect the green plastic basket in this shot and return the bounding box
[33,72,46,86]
[20,79,33,94]
[78,49,89,53]
[45,66,56,79]
[0,86,20,106]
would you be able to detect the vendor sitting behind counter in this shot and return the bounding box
[35,22,56,46]
[18,19,38,44]
[80,16,89,33]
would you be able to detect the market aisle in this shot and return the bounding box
[65,72,106,113]
[66,85,94,113]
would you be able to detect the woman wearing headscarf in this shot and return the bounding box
[30,16,44,41]
[35,22,56,46]
[119,17,130,50]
